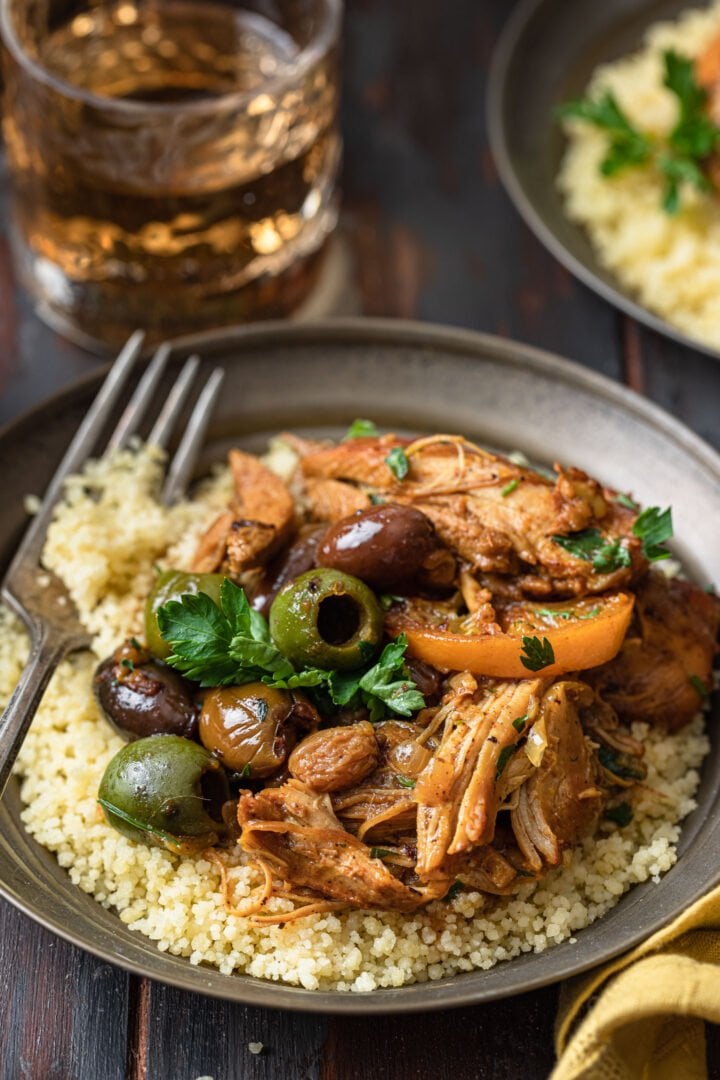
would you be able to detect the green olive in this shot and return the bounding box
[97,735,230,855]
[269,568,383,671]
[145,570,225,659]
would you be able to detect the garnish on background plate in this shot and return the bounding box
[557,50,720,212]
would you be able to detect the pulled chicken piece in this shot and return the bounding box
[586,572,720,731]
[511,681,605,873]
[300,435,644,597]
[238,780,426,911]
[192,450,295,575]
[414,676,548,879]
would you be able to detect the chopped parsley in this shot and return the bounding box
[129,637,142,650]
[344,418,379,440]
[385,446,410,481]
[443,880,464,902]
[495,744,517,780]
[598,746,645,782]
[520,636,555,672]
[689,674,710,701]
[501,479,519,497]
[397,775,416,789]
[535,607,574,622]
[512,714,528,733]
[604,802,634,828]
[553,528,632,573]
[120,658,135,672]
[616,493,639,512]
[632,506,673,561]
[379,594,404,611]
[369,493,385,506]
[239,763,252,778]
[558,51,720,213]
[370,847,392,860]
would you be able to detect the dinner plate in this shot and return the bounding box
[487,0,720,361]
[1,318,719,1014]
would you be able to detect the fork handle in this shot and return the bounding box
[0,630,68,797]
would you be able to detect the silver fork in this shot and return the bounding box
[0,330,225,795]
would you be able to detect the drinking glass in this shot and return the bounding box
[0,0,342,346]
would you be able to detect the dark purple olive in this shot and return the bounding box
[251,527,324,617]
[94,641,198,742]
[317,504,436,590]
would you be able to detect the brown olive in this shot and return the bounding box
[251,527,323,617]
[94,641,199,742]
[288,722,380,792]
[199,683,316,778]
[317,505,435,590]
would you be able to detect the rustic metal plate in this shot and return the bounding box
[0,318,718,1013]
[487,0,720,361]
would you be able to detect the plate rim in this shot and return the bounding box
[2,315,720,1013]
[486,0,720,363]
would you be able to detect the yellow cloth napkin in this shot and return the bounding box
[552,885,720,1080]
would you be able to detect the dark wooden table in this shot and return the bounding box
[1,1,720,1077]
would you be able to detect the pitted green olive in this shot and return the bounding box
[145,570,225,659]
[269,568,383,671]
[97,735,230,854]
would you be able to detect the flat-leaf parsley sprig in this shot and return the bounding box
[557,50,720,212]
[157,578,425,721]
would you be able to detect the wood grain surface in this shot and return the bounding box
[0,1,719,1077]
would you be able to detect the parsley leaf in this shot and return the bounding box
[632,506,673,561]
[326,635,425,722]
[557,92,652,176]
[443,880,464,902]
[598,746,645,781]
[397,775,416,789]
[158,579,295,687]
[512,714,528,733]
[604,802,633,827]
[501,479,519,497]
[385,447,409,481]
[370,847,392,859]
[616,492,639,512]
[689,674,710,701]
[495,744,517,780]
[344,418,379,440]
[520,636,555,672]
[553,528,631,572]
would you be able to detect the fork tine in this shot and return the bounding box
[104,341,172,454]
[161,367,225,506]
[147,355,201,450]
[9,330,145,567]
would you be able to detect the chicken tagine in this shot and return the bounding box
[93,426,720,923]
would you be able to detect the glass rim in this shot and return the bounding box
[0,0,342,114]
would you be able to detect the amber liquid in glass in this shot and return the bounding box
[3,1,340,343]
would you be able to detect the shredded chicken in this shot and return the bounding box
[238,780,430,911]
[511,681,605,873]
[300,436,644,596]
[587,572,720,730]
[193,449,295,574]
[414,677,547,878]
